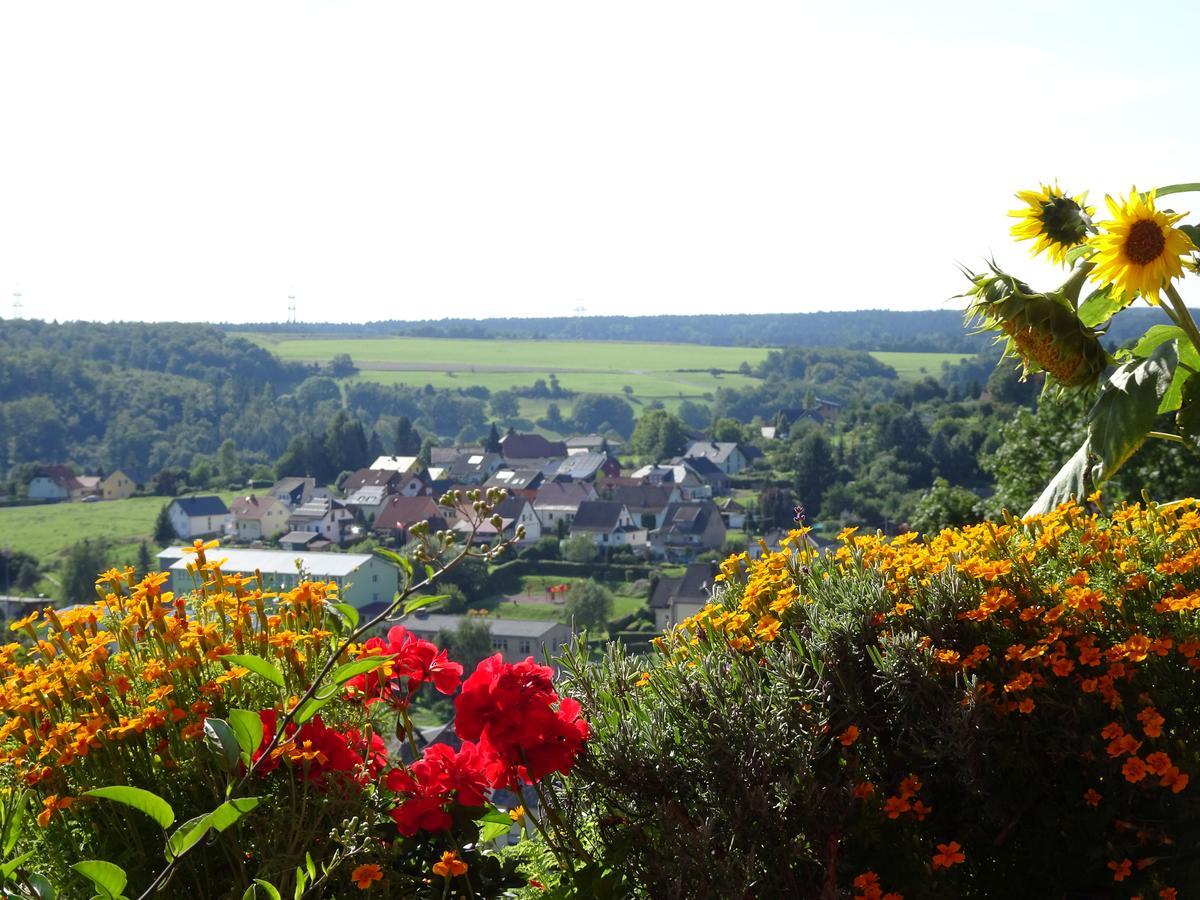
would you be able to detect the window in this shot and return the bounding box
[518,639,532,654]
[372,574,378,583]
[491,637,509,652]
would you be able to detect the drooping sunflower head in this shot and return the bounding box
[1088,188,1195,304]
[962,262,1108,389]
[1009,183,1094,265]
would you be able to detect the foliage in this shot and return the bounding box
[57,540,109,604]
[561,535,598,565]
[628,409,688,462]
[559,500,1200,897]
[909,477,983,534]
[570,395,635,438]
[563,580,614,634]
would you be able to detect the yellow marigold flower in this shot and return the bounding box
[1089,188,1194,304]
[508,805,525,821]
[1009,183,1094,265]
[350,863,383,889]
[432,850,467,879]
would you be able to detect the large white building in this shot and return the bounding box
[159,547,399,610]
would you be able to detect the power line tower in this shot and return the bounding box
[287,292,297,324]
[11,291,22,319]
[574,302,585,339]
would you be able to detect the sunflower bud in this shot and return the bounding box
[962,263,1108,388]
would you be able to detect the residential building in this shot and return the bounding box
[400,614,573,667]
[447,452,503,485]
[547,451,621,482]
[287,497,355,546]
[532,482,597,531]
[270,476,317,509]
[651,500,727,560]
[373,495,453,545]
[164,548,398,610]
[670,456,730,495]
[167,496,232,540]
[650,561,718,630]
[27,465,80,502]
[343,485,392,521]
[453,496,541,545]
[230,494,290,541]
[570,501,646,550]
[340,467,406,496]
[566,434,623,454]
[498,432,568,461]
[369,455,421,474]
[682,440,749,475]
[719,497,747,530]
[73,476,102,500]
[483,468,546,498]
[629,462,710,500]
[100,468,141,501]
[430,447,470,467]
[604,483,681,530]
[279,531,332,552]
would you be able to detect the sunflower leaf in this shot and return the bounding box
[1087,340,1176,483]
[1076,285,1127,328]
[1176,372,1200,446]
[1026,441,1091,517]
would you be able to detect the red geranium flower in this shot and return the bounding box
[386,741,491,836]
[251,710,365,786]
[346,627,463,709]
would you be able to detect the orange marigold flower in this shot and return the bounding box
[1004,672,1033,693]
[1161,888,1178,899]
[1145,752,1173,775]
[853,781,875,800]
[350,864,383,890]
[1159,766,1189,793]
[1050,656,1074,677]
[1108,858,1132,882]
[911,799,932,820]
[1100,722,1125,740]
[1123,756,1148,783]
[1017,698,1035,714]
[1137,707,1165,738]
[932,841,965,870]
[432,850,468,879]
[899,774,922,798]
[839,725,861,747]
[883,796,910,819]
[1083,788,1101,807]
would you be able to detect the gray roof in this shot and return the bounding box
[683,441,742,465]
[170,495,230,517]
[572,501,628,531]
[402,613,566,639]
[651,561,717,608]
[168,547,380,578]
[549,452,609,481]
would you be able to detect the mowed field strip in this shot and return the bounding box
[246,336,972,403]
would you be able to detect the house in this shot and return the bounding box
[73,476,102,500]
[27,465,81,502]
[164,548,399,610]
[373,495,453,545]
[547,451,621,483]
[651,500,727,561]
[566,434,623,455]
[400,614,573,667]
[570,501,646,550]
[270,476,317,509]
[447,452,504,485]
[230,494,291,541]
[100,468,141,501]
[499,432,568,462]
[278,531,333,552]
[453,496,541,546]
[604,483,681,530]
[340,467,407,496]
[669,455,730,496]
[629,463,710,500]
[287,497,355,546]
[430,447,470,467]
[719,497,747,530]
[682,441,749,476]
[532,482,597,531]
[650,561,718,630]
[343,485,392,521]
[167,496,232,540]
[369,455,421,474]
[483,468,546,498]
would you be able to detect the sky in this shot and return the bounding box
[1,1,1199,324]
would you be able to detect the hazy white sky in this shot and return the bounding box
[2,1,1198,324]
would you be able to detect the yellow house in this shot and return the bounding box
[101,469,139,501]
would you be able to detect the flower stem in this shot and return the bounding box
[1163,283,1200,356]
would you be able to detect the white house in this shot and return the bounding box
[569,501,647,550]
[167,496,232,540]
[370,455,421,474]
[27,465,80,502]
[288,497,355,546]
[682,441,749,475]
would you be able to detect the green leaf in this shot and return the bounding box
[330,602,359,630]
[0,849,34,880]
[2,791,26,856]
[1177,372,1200,446]
[475,806,512,825]
[165,814,211,862]
[304,851,316,881]
[1161,338,1200,414]
[1065,243,1095,265]
[1076,285,1126,328]
[203,718,242,772]
[1088,340,1176,483]
[478,819,512,842]
[208,797,260,833]
[293,683,340,725]
[1131,324,1187,358]
[71,861,127,900]
[228,709,265,763]
[26,872,55,900]
[1156,182,1200,198]
[243,880,282,900]
[1026,441,1091,517]
[330,656,391,686]
[221,654,285,689]
[403,594,446,617]
[84,786,175,829]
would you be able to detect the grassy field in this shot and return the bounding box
[0,492,242,582]
[869,351,973,379]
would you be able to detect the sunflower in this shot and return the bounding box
[1009,183,1094,265]
[1088,188,1195,304]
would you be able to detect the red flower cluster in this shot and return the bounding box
[387,742,491,836]
[454,654,589,789]
[346,626,463,710]
[252,710,383,786]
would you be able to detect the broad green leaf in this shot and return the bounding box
[1131,324,1187,358]
[1076,285,1126,328]
[243,879,282,900]
[2,791,26,856]
[228,709,264,763]
[71,861,127,900]
[1161,338,1200,414]
[478,819,512,842]
[330,602,359,630]
[1157,182,1200,198]
[403,594,446,616]
[26,872,55,900]
[208,797,260,833]
[1026,441,1091,517]
[84,786,175,829]
[1087,341,1176,483]
[1177,372,1200,445]
[1065,243,1095,265]
[330,656,391,686]
[0,849,34,880]
[203,718,241,772]
[293,683,340,725]
[304,851,316,881]
[221,654,285,689]
[165,814,211,862]
[476,806,512,825]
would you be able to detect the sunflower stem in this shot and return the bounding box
[1148,431,1186,444]
[1156,183,1200,198]
[1163,283,1200,359]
